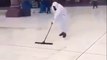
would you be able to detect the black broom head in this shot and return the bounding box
[35,42,53,45]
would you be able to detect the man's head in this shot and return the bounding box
[53,6,57,11]
[52,2,59,11]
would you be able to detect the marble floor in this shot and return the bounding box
[0,6,106,60]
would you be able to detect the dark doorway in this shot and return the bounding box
[0,0,11,7]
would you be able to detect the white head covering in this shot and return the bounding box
[51,1,59,13]
[52,2,59,8]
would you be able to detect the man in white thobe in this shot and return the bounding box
[51,1,69,38]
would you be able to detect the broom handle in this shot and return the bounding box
[43,23,53,42]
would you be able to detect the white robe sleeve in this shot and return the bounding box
[54,10,60,19]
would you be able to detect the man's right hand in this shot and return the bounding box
[51,22,53,24]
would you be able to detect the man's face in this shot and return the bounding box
[53,6,57,11]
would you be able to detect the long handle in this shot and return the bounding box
[43,23,53,42]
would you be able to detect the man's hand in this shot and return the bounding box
[51,20,55,24]
[51,22,53,24]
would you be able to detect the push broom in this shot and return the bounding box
[35,22,53,45]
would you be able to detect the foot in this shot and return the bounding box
[59,32,63,36]
[62,32,66,38]
[59,32,67,38]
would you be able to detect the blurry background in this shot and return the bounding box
[0,0,106,8]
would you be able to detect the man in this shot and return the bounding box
[45,0,52,14]
[51,2,69,38]
[21,0,32,16]
[35,0,40,8]
[90,0,98,9]
[39,0,52,13]
[39,0,46,13]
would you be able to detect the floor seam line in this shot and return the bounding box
[75,32,106,60]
